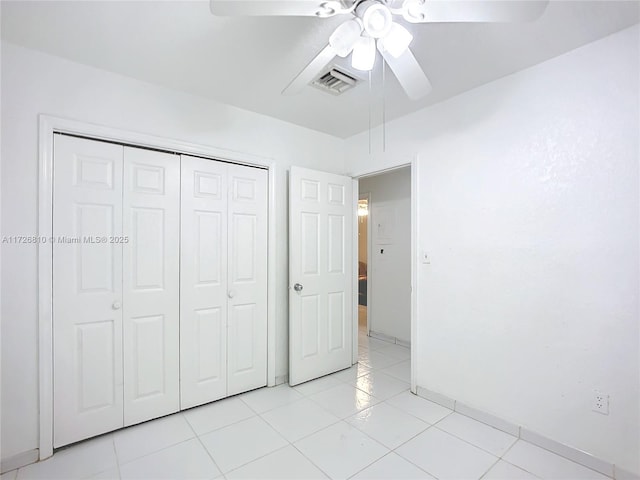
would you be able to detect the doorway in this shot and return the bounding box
[356,167,412,382]
[357,195,370,336]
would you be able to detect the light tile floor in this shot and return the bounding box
[7,332,611,480]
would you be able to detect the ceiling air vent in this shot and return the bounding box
[311,67,359,95]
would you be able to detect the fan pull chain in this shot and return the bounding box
[382,58,386,153]
[368,70,372,155]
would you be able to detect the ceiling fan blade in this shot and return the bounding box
[210,0,353,17]
[401,0,549,23]
[378,44,431,100]
[282,45,337,95]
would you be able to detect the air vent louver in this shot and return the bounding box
[311,68,359,95]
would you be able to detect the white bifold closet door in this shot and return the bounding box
[53,135,125,448]
[226,162,268,396]
[180,155,268,409]
[122,146,180,425]
[179,156,228,408]
[53,135,180,447]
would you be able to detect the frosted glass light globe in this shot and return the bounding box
[362,3,393,38]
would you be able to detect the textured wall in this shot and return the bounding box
[346,25,639,473]
[0,41,345,462]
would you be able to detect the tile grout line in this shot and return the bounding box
[110,435,122,480]
[430,422,517,459]
[334,402,446,480]
[257,404,344,444]
[386,416,520,480]
[183,405,258,437]
[206,409,337,479]
[311,419,393,480]
[389,424,444,479]
[220,415,291,473]
[230,379,378,478]
[282,386,383,477]
[494,440,543,479]
[303,383,383,418]
[184,412,225,478]
[185,407,260,437]
[381,390,455,425]
[515,437,615,478]
[116,435,196,469]
[288,439,335,479]
[219,443,294,478]
[236,387,308,416]
[344,451,397,480]
[478,456,502,480]
[111,414,205,471]
[186,405,295,478]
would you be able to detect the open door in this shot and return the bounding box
[289,166,353,386]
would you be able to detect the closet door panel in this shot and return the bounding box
[53,135,124,447]
[227,164,268,396]
[180,155,228,409]
[123,147,180,426]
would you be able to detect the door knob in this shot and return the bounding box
[228,290,236,299]
[293,283,303,292]
[112,301,121,310]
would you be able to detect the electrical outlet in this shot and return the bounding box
[592,391,609,415]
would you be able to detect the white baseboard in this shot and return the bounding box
[1,449,39,474]
[416,386,456,410]
[369,330,411,348]
[455,400,520,437]
[415,386,635,479]
[520,427,614,477]
[275,374,288,386]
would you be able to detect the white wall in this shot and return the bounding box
[359,168,411,343]
[346,25,639,473]
[0,41,345,462]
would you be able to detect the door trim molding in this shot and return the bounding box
[353,190,373,365]
[358,192,372,338]
[38,114,278,460]
[351,156,419,393]
[352,181,359,365]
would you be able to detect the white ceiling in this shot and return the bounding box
[1,1,638,138]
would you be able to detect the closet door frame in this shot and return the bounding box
[37,115,277,461]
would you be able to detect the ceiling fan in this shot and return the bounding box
[210,0,549,100]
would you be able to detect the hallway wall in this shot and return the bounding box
[359,167,411,344]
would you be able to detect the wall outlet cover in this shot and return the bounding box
[592,391,609,415]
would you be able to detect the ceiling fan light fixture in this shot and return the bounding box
[329,18,363,57]
[379,22,413,57]
[402,0,426,23]
[360,1,393,38]
[351,35,376,71]
[315,1,340,17]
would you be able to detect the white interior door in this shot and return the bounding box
[53,134,124,447]
[180,155,229,409]
[122,147,180,425]
[289,166,353,386]
[227,164,268,395]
